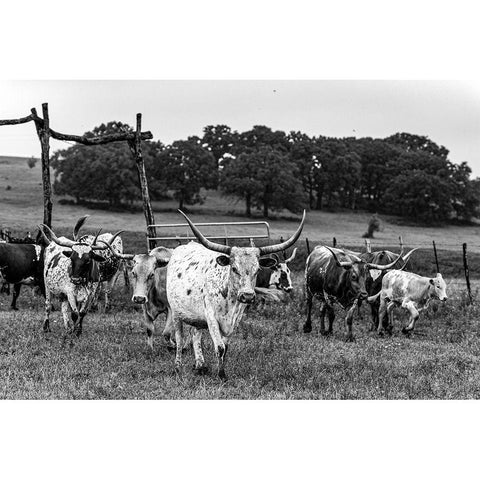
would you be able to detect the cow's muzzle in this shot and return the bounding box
[71,277,83,286]
[132,295,147,304]
[283,286,293,293]
[359,291,368,300]
[238,292,256,304]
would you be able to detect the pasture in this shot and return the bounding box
[1,155,480,399]
[0,276,479,399]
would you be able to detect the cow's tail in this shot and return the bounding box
[366,291,381,304]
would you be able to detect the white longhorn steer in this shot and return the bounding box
[374,270,448,335]
[166,210,306,380]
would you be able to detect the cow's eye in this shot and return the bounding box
[232,266,240,275]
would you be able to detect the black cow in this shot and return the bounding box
[0,242,45,309]
[359,248,417,331]
[303,245,406,341]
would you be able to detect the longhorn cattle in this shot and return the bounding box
[0,242,45,310]
[373,270,448,335]
[166,210,305,379]
[71,215,124,311]
[358,248,418,330]
[101,242,173,349]
[255,248,297,292]
[303,245,407,341]
[39,224,121,336]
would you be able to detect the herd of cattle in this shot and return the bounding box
[0,211,448,380]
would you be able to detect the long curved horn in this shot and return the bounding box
[73,215,90,241]
[98,240,134,260]
[91,231,123,250]
[285,247,297,263]
[40,224,76,248]
[259,210,306,256]
[178,210,231,255]
[325,246,354,268]
[366,246,404,270]
[401,247,419,265]
[37,225,51,245]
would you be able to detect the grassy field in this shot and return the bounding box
[1,155,480,399]
[0,277,479,399]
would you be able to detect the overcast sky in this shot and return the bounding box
[1,80,479,175]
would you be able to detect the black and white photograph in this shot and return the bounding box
[1,1,479,478]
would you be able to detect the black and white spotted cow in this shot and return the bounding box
[39,224,121,336]
[166,210,306,380]
[255,248,297,293]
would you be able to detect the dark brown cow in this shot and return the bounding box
[303,245,407,341]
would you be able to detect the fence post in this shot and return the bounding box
[432,240,440,273]
[333,237,337,248]
[364,238,371,253]
[129,113,156,251]
[305,237,311,255]
[463,242,473,304]
[31,104,53,228]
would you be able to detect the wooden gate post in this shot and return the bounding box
[129,113,157,250]
[463,243,473,304]
[31,104,53,228]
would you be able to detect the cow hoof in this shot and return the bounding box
[401,328,412,336]
[345,334,355,343]
[303,324,312,334]
[377,330,384,337]
[218,369,228,382]
[11,306,18,311]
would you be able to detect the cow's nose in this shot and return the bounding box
[360,291,368,299]
[71,277,82,285]
[132,295,147,304]
[284,286,293,293]
[443,297,448,302]
[238,292,255,304]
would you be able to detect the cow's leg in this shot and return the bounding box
[142,305,155,351]
[357,298,363,324]
[401,300,420,335]
[344,301,357,342]
[386,301,395,334]
[104,270,120,312]
[303,289,314,333]
[65,291,79,333]
[173,316,184,374]
[192,328,207,374]
[162,308,176,350]
[326,304,335,335]
[319,301,328,336]
[204,304,228,380]
[11,284,21,310]
[370,300,380,331]
[377,296,388,335]
[61,300,74,334]
[43,288,52,333]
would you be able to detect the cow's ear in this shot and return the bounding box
[62,250,73,258]
[429,279,435,285]
[260,257,277,268]
[216,255,230,267]
[91,252,106,262]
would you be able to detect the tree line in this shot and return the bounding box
[51,122,480,222]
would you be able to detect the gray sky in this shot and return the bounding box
[1,80,479,175]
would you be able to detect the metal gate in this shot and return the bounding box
[146,221,270,251]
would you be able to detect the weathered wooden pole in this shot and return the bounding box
[31,104,52,228]
[305,237,311,255]
[128,113,157,251]
[364,238,371,253]
[432,240,439,273]
[463,243,473,304]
